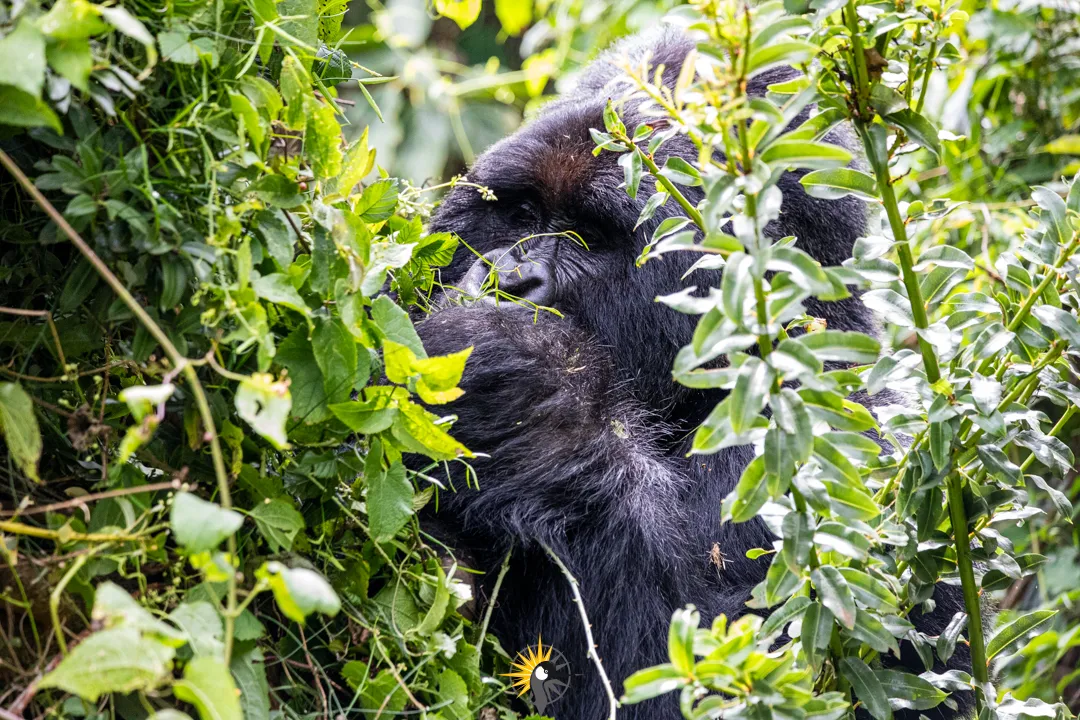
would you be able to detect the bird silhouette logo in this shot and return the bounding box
[502,636,571,716]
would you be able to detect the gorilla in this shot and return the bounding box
[415,29,968,720]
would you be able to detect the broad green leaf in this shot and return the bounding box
[257,561,340,624]
[0,19,46,97]
[371,295,425,356]
[801,168,878,200]
[313,317,361,402]
[252,273,310,315]
[391,399,471,461]
[169,601,224,658]
[368,461,414,542]
[39,0,108,39]
[729,357,773,433]
[811,566,856,630]
[761,595,811,638]
[0,382,42,482]
[38,626,174,701]
[887,108,942,156]
[170,492,244,554]
[250,499,305,552]
[869,84,908,116]
[986,609,1056,661]
[840,656,892,720]
[355,178,399,222]
[173,656,242,720]
[93,582,186,646]
[722,455,770,523]
[782,511,814,573]
[235,373,292,450]
[230,647,270,720]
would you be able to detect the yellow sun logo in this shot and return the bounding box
[501,635,553,697]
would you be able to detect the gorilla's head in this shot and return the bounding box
[427,29,870,427]
[428,31,710,417]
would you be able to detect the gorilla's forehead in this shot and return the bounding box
[468,101,616,203]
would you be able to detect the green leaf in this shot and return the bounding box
[434,0,482,29]
[800,601,834,668]
[1044,135,1080,154]
[371,295,425,357]
[729,357,773,433]
[668,606,698,676]
[936,611,967,663]
[722,455,770,523]
[800,168,878,200]
[355,178,399,222]
[313,317,361,402]
[746,40,816,76]
[0,382,42,482]
[235,373,292,450]
[257,561,341,624]
[169,601,224,658]
[0,19,47,97]
[795,330,880,363]
[306,98,343,180]
[869,83,908,116]
[782,511,814,573]
[1033,305,1080,346]
[840,656,893,720]
[886,109,942,157]
[0,85,61,133]
[251,499,305,552]
[811,566,856,630]
[252,273,310,316]
[93,582,187,646]
[986,609,1056,661]
[760,140,852,169]
[230,647,270,720]
[38,626,174,701]
[170,492,244,554]
[173,656,242,720]
[877,670,947,711]
[368,461,414,542]
[39,0,109,39]
[621,664,687,704]
[47,38,92,91]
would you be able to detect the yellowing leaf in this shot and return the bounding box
[434,0,482,29]
[0,382,42,482]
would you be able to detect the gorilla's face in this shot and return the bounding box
[429,99,704,416]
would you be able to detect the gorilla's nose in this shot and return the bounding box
[459,246,555,307]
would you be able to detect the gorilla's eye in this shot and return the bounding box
[505,199,540,226]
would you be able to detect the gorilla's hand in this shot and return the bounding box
[417,305,687,546]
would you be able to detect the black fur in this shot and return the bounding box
[417,29,969,720]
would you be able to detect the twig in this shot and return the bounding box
[0,149,240,664]
[541,543,618,720]
[0,520,145,543]
[0,307,66,368]
[476,542,513,649]
[0,706,25,720]
[1,479,186,518]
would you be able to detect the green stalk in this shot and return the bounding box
[945,473,990,692]
[842,10,986,711]
[0,149,240,664]
[635,147,706,230]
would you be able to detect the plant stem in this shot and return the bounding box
[0,148,240,664]
[542,543,619,720]
[0,520,145,543]
[635,147,706,231]
[477,543,513,650]
[945,473,990,694]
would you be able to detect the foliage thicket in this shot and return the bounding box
[1,0,1080,720]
